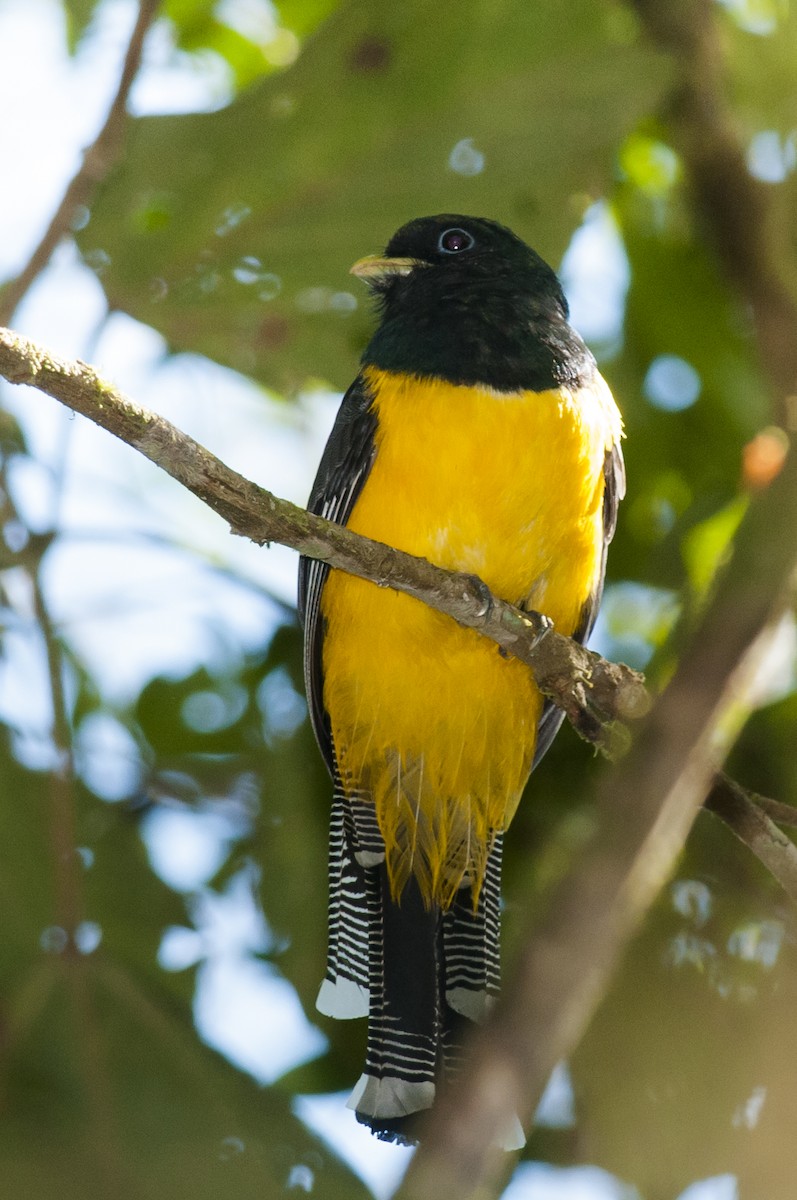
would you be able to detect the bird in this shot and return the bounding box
[298,214,624,1146]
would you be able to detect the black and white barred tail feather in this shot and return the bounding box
[315,788,370,1019]
[316,777,519,1146]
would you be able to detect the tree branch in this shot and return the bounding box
[747,791,797,830]
[0,0,160,326]
[632,0,797,415]
[0,324,647,748]
[706,774,797,901]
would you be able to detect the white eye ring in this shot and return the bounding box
[438,227,475,254]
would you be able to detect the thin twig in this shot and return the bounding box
[31,555,126,1195]
[0,0,160,325]
[705,775,797,901]
[750,793,797,829]
[632,0,797,417]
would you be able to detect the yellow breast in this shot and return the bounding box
[321,366,621,907]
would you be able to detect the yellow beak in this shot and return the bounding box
[349,254,425,281]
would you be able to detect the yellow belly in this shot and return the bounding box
[321,366,621,907]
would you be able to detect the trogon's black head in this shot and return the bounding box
[351,214,594,393]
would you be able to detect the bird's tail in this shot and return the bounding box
[316,786,507,1144]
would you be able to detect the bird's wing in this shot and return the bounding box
[298,373,378,775]
[532,436,625,766]
[602,439,626,546]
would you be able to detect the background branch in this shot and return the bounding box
[396,0,797,1192]
[705,775,797,900]
[632,0,797,413]
[32,570,126,1194]
[0,0,160,326]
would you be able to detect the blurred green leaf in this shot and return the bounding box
[60,0,103,53]
[79,0,670,391]
[1,958,372,1199]
[682,495,748,599]
[162,0,343,88]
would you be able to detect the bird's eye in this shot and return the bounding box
[438,227,475,254]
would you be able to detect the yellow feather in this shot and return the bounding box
[321,367,622,908]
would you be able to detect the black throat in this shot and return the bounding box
[361,270,595,393]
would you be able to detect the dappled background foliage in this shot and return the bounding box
[2,0,797,1196]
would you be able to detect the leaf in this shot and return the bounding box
[60,0,104,53]
[79,0,670,391]
[162,0,343,88]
